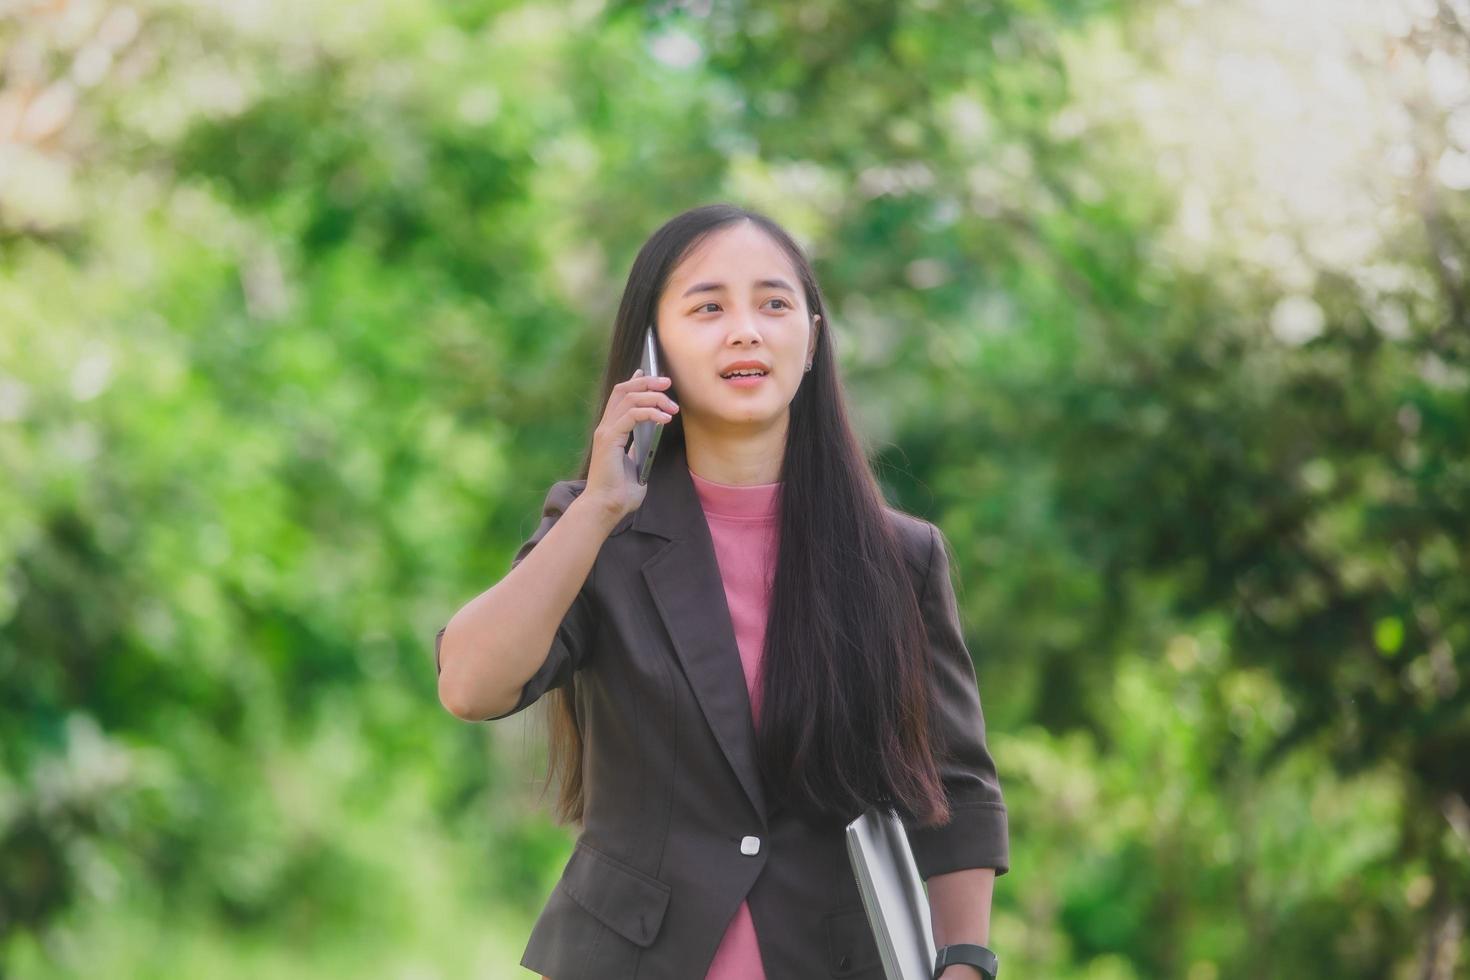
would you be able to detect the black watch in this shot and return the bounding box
[933,942,999,980]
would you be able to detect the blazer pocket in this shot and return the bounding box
[822,903,884,977]
[560,839,672,948]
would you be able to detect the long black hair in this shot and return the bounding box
[542,203,949,830]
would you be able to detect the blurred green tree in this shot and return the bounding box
[1,0,1465,976]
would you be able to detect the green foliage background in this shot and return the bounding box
[2,0,1467,976]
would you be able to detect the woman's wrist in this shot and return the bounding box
[568,490,626,536]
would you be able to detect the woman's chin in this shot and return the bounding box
[719,407,787,428]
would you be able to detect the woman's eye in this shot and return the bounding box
[692,298,791,313]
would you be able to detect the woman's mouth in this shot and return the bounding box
[721,369,768,388]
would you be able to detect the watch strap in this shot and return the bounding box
[933,942,999,980]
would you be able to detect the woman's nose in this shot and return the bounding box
[728,314,764,341]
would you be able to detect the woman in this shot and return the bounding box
[435,203,1009,980]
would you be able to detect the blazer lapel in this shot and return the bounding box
[633,435,769,825]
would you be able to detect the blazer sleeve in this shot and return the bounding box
[902,520,1011,879]
[434,478,599,721]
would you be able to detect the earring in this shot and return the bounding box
[804,362,813,372]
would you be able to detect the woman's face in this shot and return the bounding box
[654,222,819,432]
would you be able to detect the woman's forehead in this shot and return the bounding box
[667,229,799,293]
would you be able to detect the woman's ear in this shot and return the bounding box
[807,314,821,367]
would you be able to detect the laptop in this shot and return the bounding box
[844,804,938,980]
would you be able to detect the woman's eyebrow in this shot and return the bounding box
[681,278,796,297]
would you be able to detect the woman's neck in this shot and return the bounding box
[682,415,787,485]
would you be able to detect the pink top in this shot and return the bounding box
[689,466,780,980]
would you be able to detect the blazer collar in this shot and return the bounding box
[633,435,771,825]
[627,431,702,540]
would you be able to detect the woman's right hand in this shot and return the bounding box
[582,368,679,522]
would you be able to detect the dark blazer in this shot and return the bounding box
[435,436,1009,980]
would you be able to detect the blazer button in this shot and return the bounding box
[740,835,761,855]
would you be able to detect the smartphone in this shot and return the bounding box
[632,325,664,486]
